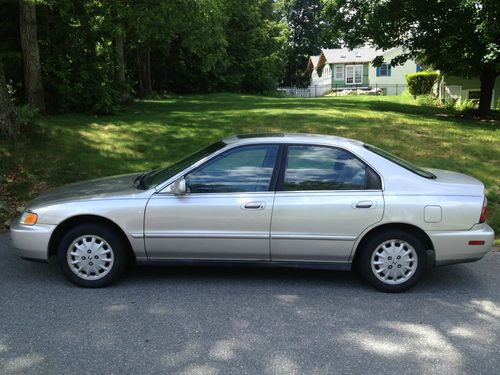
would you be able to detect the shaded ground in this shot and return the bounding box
[0,233,499,374]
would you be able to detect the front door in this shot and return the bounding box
[144,144,280,260]
[271,144,384,263]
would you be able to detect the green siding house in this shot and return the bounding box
[306,47,421,95]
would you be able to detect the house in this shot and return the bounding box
[437,76,500,109]
[306,46,422,95]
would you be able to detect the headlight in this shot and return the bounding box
[20,211,38,225]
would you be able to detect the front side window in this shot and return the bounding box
[185,145,279,193]
[141,141,226,189]
[282,145,367,191]
[346,65,363,84]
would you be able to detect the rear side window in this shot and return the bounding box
[365,144,436,179]
[281,145,375,191]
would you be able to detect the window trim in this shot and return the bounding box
[156,142,384,194]
[334,64,344,80]
[275,144,382,192]
[345,65,363,85]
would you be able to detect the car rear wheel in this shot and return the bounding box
[358,230,426,292]
[57,223,129,287]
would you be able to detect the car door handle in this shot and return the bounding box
[354,201,373,209]
[241,202,265,210]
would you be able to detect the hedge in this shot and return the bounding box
[405,72,439,97]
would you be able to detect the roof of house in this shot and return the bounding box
[305,55,321,73]
[315,47,382,70]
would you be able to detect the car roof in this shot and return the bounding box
[222,133,364,147]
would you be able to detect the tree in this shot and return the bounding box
[19,0,45,114]
[0,56,21,139]
[324,0,500,115]
[222,0,286,92]
[282,0,332,87]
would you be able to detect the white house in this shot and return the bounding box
[306,46,422,95]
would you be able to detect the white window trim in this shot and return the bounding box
[334,65,344,80]
[345,65,363,85]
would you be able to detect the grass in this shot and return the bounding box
[1,93,499,236]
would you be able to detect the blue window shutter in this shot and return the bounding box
[376,66,380,76]
[388,65,391,76]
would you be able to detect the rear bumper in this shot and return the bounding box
[428,223,495,266]
[9,222,56,261]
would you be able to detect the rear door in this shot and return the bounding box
[270,144,384,262]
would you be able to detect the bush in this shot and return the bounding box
[16,105,39,129]
[406,72,439,97]
[454,99,477,112]
[416,94,438,107]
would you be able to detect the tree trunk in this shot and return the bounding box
[137,44,152,98]
[114,34,126,84]
[478,67,496,116]
[113,33,130,102]
[19,0,45,114]
[0,58,21,139]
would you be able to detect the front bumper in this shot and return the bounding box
[10,222,56,262]
[428,223,495,266]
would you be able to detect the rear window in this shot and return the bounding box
[365,144,436,179]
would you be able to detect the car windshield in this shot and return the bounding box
[140,140,226,189]
[364,144,436,179]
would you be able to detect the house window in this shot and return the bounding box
[376,64,391,77]
[346,65,363,84]
[468,91,480,100]
[334,65,344,80]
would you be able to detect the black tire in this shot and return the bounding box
[358,230,426,293]
[57,223,129,287]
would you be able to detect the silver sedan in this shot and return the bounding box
[10,133,494,292]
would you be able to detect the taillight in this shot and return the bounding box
[479,197,487,223]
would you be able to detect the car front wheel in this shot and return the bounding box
[358,230,426,292]
[57,223,129,287]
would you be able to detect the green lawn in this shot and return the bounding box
[1,93,499,237]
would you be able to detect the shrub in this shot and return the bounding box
[16,105,39,129]
[454,99,477,112]
[416,94,438,107]
[406,72,439,97]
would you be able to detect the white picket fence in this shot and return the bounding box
[277,84,332,98]
[279,84,408,98]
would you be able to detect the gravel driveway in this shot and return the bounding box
[0,233,499,374]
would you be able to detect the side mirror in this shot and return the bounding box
[171,177,187,195]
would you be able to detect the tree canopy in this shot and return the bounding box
[323,0,500,115]
[281,0,333,87]
[1,0,288,117]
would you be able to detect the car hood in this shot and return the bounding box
[29,172,149,208]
